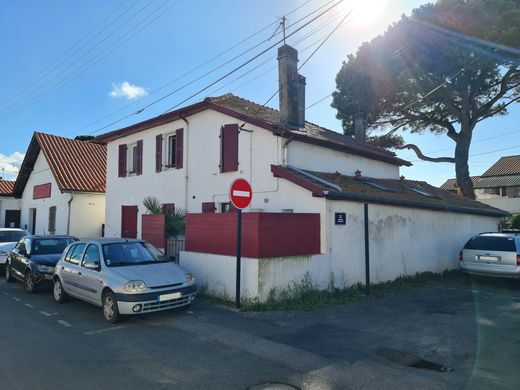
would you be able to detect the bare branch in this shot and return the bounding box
[476,66,519,117]
[400,144,455,163]
[476,96,520,124]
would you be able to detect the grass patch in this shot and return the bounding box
[240,269,463,312]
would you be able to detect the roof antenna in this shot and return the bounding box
[269,16,286,44]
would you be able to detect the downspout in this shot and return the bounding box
[282,133,293,166]
[66,193,74,235]
[181,114,189,211]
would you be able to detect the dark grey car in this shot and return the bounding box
[459,233,520,278]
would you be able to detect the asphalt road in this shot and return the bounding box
[0,273,519,390]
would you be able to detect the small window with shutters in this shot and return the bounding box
[127,140,143,175]
[166,134,176,168]
[220,124,239,173]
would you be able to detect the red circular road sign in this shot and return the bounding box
[229,178,252,209]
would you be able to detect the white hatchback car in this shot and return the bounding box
[53,238,197,323]
[0,228,29,267]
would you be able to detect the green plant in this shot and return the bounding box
[508,214,520,229]
[142,196,186,238]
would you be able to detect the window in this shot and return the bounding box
[361,180,394,193]
[48,206,56,235]
[130,144,138,173]
[220,203,230,213]
[405,186,435,198]
[31,238,75,255]
[66,243,86,265]
[167,134,176,167]
[464,236,516,252]
[127,140,143,175]
[482,187,500,195]
[82,244,101,270]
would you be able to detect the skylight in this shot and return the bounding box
[361,180,394,192]
[405,185,435,198]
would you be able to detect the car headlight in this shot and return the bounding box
[185,273,195,282]
[123,280,147,293]
[36,264,55,273]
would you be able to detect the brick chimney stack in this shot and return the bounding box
[278,44,306,129]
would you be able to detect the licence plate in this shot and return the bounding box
[157,292,182,302]
[478,255,500,262]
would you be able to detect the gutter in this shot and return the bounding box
[66,193,74,235]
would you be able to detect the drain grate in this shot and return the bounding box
[248,383,300,390]
[376,348,454,372]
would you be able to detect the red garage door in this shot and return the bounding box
[121,206,138,238]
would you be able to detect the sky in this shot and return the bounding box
[1,0,518,186]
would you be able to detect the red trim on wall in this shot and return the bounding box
[186,212,321,258]
[33,183,51,199]
[270,165,325,197]
[142,214,165,248]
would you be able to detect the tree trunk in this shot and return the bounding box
[454,135,475,199]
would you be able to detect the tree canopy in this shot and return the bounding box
[332,0,520,198]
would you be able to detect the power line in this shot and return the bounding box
[0,0,180,120]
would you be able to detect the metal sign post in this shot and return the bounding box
[229,179,253,309]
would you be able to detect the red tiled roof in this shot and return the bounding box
[96,94,410,167]
[481,155,520,177]
[0,180,15,196]
[439,176,480,191]
[14,132,106,197]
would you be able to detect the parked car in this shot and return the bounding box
[52,238,197,323]
[459,232,520,278]
[0,228,29,268]
[5,235,78,293]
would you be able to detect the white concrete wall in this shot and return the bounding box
[288,141,400,179]
[20,152,105,236]
[181,199,500,302]
[0,197,21,228]
[478,197,520,214]
[69,193,106,238]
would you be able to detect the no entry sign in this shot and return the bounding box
[229,178,252,209]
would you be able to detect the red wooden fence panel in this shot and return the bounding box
[142,214,165,249]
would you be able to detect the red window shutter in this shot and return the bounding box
[175,128,183,169]
[202,202,215,213]
[118,144,127,177]
[163,203,175,215]
[155,134,162,172]
[136,140,143,175]
[220,124,239,172]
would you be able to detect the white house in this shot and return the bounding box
[441,155,520,215]
[97,44,507,301]
[0,180,21,228]
[13,132,106,238]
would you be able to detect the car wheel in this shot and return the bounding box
[5,263,14,283]
[53,278,68,303]
[24,271,36,294]
[103,291,121,324]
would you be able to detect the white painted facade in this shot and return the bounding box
[104,109,395,238]
[182,198,499,301]
[19,152,105,238]
[0,197,21,228]
[475,196,520,214]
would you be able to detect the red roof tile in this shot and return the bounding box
[481,155,520,177]
[0,180,15,196]
[14,132,106,197]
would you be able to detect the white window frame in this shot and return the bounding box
[164,133,176,169]
[128,143,138,174]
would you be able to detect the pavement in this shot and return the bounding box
[0,272,519,389]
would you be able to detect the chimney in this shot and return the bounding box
[278,44,306,129]
[354,111,366,143]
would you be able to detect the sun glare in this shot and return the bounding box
[346,0,389,28]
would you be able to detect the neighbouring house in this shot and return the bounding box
[13,132,106,237]
[440,155,520,215]
[0,179,21,228]
[97,44,507,301]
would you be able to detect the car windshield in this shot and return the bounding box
[102,242,169,267]
[0,230,26,243]
[31,238,76,255]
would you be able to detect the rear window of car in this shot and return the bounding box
[464,236,517,252]
[32,238,77,255]
[0,230,26,243]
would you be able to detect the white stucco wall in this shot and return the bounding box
[288,141,400,179]
[181,199,500,302]
[0,197,21,227]
[19,152,105,236]
[69,193,106,238]
[477,197,520,214]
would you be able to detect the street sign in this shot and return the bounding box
[229,178,252,210]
